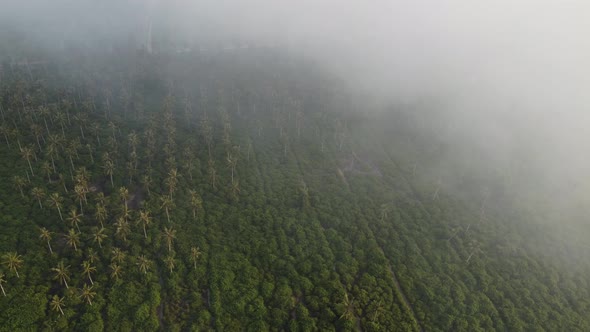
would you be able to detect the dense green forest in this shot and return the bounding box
[0,48,589,331]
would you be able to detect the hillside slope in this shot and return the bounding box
[0,52,589,331]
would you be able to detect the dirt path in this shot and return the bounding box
[384,259,423,332]
[156,270,165,329]
[367,228,423,332]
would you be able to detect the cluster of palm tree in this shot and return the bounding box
[49,260,95,312]
[0,56,343,325]
[0,79,227,319]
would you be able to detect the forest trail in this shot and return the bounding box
[157,270,165,329]
[380,252,424,330]
[384,261,423,332]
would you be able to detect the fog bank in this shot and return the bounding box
[2,0,590,214]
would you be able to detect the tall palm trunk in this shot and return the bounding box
[43,118,50,135]
[27,159,34,176]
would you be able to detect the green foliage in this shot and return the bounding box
[0,286,47,330]
[0,48,587,332]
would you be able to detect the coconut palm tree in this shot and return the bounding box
[95,203,107,228]
[30,122,43,146]
[280,133,289,157]
[65,229,81,251]
[87,248,99,264]
[222,124,231,147]
[380,203,391,222]
[127,131,139,153]
[136,255,151,274]
[76,167,90,189]
[141,174,152,196]
[20,146,35,176]
[114,217,130,243]
[90,122,101,145]
[126,160,137,185]
[74,185,87,213]
[50,295,65,315]
[189,190,203,219]
[208,159,217,189]
[58,173,68,193]
[229,180,240,201]
[118,186,129,211]
[108,121,117,140]
[95,191,106,206]
[39,227,53,254]
[246,138,253,161]
[3,252,23,278]
[69,138,81,160]
[159,195,174,223]
[182,147,195,180]
[432,179,441,201]
[86,144,94,163]
[201,116,213,157]
[45,144,58,174]
[164,254,176,273]
[371,299,384,322]
[163,227,176,252]
[226,152,238,184]
[165,168,178,198]
[31,187,45,209]
[47,193,64,221]
[12,175,26,197]
[111,248,126,264]
[295,109,304,138]
[299,180,310,208]
[340,292,355,321]
[55,111,67,136]
[103,159,115,187]
[165,154,177,169]
[0,272,6,296]
[190,246,201,269]
[0,123,12,147]
[466,240,484,263]
[109,263,122,281]
[64,145,77,176]
[79,284,96,305]
[137,210,152,239]
[41,161,53,182]
[67,208,83,232]
[74,112,88,139]
[81,260,97,285]
[91,227,107,248]
[52,261,71,288]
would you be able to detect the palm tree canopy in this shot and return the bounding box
[51,261,71,284]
